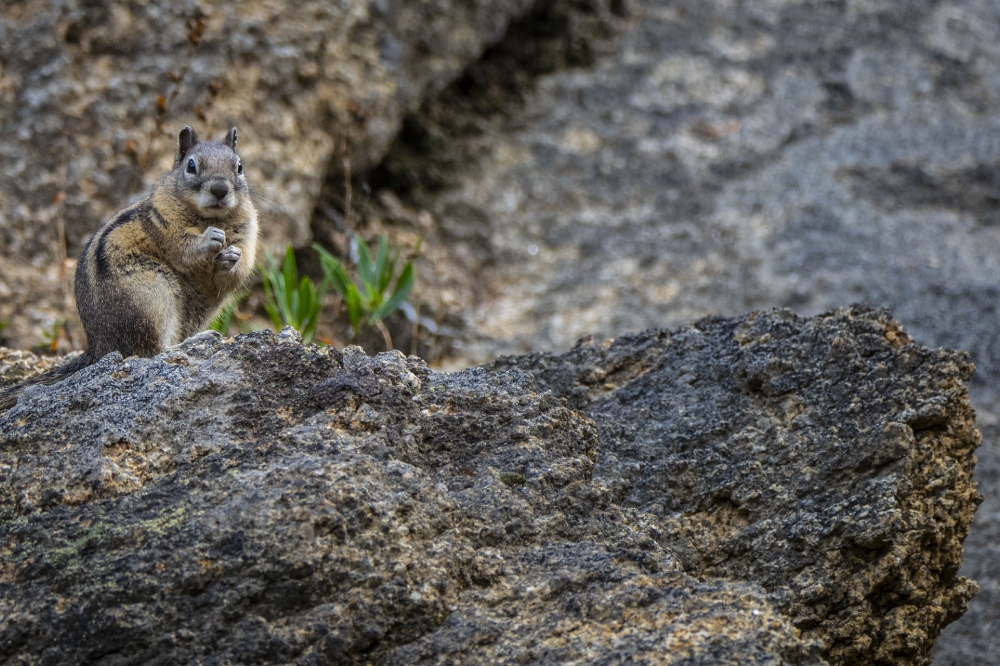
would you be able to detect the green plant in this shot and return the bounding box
[313,234,416,347]
[258,247,325,343]
[209,289,249,336]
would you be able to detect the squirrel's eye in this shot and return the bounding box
[186,159,197,174]
[237,161,243,175]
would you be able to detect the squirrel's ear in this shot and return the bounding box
[225,126,238,151]
[175,126,200,167]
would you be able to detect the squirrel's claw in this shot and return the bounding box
[214,245,242,271]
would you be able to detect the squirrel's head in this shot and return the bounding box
[170,126,248,218]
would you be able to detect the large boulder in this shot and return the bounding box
[493,306,981,665]
[383,0,1000,370]
[0,306,980,665]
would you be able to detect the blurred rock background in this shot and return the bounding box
[1,0,998,661]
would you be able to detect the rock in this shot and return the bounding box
[0,306,979,665]
[0,348,69,389]
[0,0,532,349]
[362,1,1000,659]
[493,305,981,665]
[382,0,1000,371]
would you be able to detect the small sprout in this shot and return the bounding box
[37,320,65,353]
[313,233,416,348]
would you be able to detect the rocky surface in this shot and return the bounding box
[3,0,998,661]
[383,0,1000,367]
[0,348,67,389]
[361,1,1000,661]
[0,0,531,347]
[493,306,981,666]
[0,306,980,665]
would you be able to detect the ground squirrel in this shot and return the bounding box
[0,126,257,411]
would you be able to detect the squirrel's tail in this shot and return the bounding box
[0,353,94,413]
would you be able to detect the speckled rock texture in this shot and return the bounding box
[492,306,981,666]
[0,306,979,665]
[0,0,531,347]
[361,1,1000,661]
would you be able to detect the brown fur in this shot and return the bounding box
[0,126,257,411]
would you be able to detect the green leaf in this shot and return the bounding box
[345,284,363,334]
[302,305,320,343]
[313,244,343,288]
[259,245,328,341]
[313,236,420,337]
[355,235,375,288]
[282,246,298,322]
[263,300,282,331]
[378,258,397,296]
[297,277,320,342]
[314,244,355,297]
[208,290,248,335]
[259,252,284,330]
[370,261,414,323]
[374,234,390,292]
[333,264,355,297]
[363,278,381,312]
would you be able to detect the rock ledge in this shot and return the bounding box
[0,306,980,665]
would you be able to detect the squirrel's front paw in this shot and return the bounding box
[202,227,226,256]
[214,245,242,271]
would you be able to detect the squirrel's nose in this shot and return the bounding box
[210,182,230,199]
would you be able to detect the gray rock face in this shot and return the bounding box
[391,0,1000,367]
[0,0,531,347]
[0,306,979,665]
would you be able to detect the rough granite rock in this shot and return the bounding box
[0,306,979,665]
[492,306,981,665]
[0,0,531,347]
[361,2,1000,659]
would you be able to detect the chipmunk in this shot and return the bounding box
[0,126,257,412]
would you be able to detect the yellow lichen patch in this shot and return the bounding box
[61,482,93,506]
[276,405,299,423]
[144,506,187,537]
[199,559,224,576]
